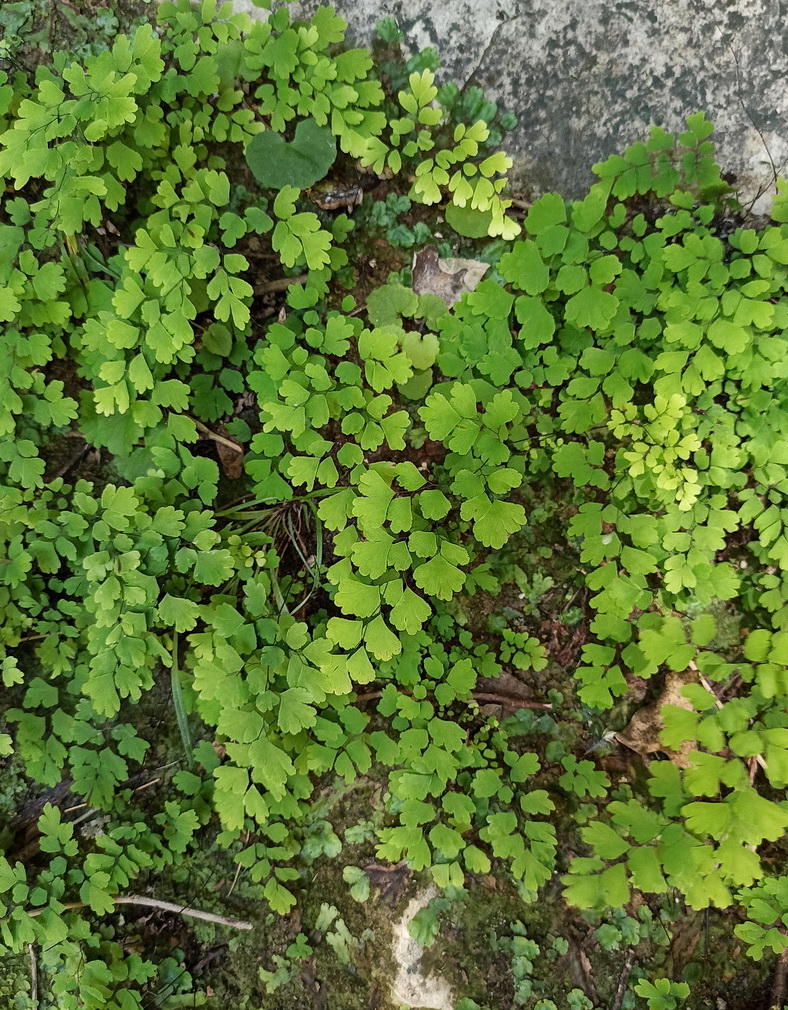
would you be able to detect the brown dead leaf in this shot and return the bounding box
[213,423,244,479]
[363,861,412,905]
[615,670,698,767]
[540,617,588,669]
[412,246,489,306]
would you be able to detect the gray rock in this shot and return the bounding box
[235,0,788,213]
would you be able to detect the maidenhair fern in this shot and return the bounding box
[3,0,788,1005]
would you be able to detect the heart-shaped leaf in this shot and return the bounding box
[245,118,337,191]
[445,201,493,238]
[402,330,439,370]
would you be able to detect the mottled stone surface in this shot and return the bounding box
[235,0,788,212]
[390,887,453,1010]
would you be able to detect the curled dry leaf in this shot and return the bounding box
[475,671,548,717]
[412,246,489,306]
[363,862,412,905]
[615,670,698,768]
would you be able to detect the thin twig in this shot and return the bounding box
[611,950,635,1010]
[354,691,382,704]
[68,808,101,830]
[63,776,162,815]
[227,860,244,898]
[23,895,253,930]
[228,831,251,898]
[115,896,252,930]
[130,776,161,795]
[28,943,37,1007]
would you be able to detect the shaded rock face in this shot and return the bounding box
[236,0,788,212]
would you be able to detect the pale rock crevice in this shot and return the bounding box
[390,887,454,1010]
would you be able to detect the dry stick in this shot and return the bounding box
[24,895,252,931]
[772,947,788,1010]
[190,417,243,453]
[473,693,552,710]
[610,950,636,1010]
[256,273,308,293]
[116,896,252,930]
[28,943,38,1008]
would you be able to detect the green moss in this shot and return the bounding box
[186,779,400,1010]
[0,0,150,66]
[420,881,530,1007]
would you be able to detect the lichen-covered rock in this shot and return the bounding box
[234,0,788,212]
[391,887,454,1010]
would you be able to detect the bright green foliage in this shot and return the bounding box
[258,931,313,993]
[559,756,610,798]
[6,0,788,1002]
[0,1,526,1000]
[563,617,788,909]
[633,978,690,1010]
[735,876,788,959]
[359,68,520,238]
[500,628,548,672]
[342,864,370,902]
[0,800,202,1008]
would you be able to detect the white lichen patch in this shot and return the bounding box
[390,887,453,1010]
